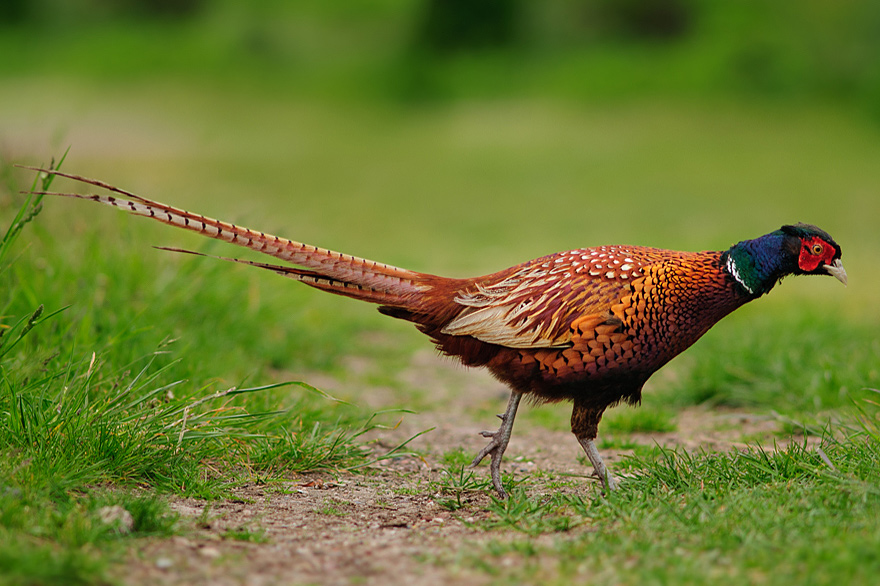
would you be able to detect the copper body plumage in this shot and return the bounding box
[28,168,846,497]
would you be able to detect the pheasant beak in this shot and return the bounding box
[823,258,848,286]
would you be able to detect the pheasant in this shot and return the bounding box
[27,168,847,497]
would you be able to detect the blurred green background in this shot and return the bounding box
[1,0,878,402]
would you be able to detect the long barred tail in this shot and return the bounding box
[24,167,430,305]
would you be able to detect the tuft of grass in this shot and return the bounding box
[482,490,576,536]
[317,500,348,517]
[433,463,492,512]
[622,440,831,493]
[0,151,64,271]
[1,338,333,498]
[246,424,367,477]
[244,405,427,478]
[222,525,269,543]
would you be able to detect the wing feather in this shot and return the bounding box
[441,246,669,348]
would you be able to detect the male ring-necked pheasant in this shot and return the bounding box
[29,168,847,497]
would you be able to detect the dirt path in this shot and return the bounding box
[120,351,786,586]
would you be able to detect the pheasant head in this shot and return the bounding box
[722,223,846,297]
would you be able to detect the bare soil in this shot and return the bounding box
[119,350,787,586]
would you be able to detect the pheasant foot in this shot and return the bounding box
[577,436,618,492]
[470,391,522,498]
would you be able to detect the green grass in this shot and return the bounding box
[221,525,269,543]
[602,403,677,434]
[663,308,880,412]
[467,405,880,584]
[433,463,495,512]
[0,164,385,583]
[0,488,176,586]
[317,500,348,517]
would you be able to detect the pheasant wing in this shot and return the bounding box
[441,247,665,349]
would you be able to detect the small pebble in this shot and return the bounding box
[200,547,221,559]
[97,506,134,534]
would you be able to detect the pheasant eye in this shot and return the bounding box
[811,243,824,255]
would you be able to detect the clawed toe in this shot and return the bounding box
[470,392,522,498]
[469,434,497,467]
[470,428,508,498]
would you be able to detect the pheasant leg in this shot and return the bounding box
[470,390,522,498]
[571,401,617,492]
[577,437,618,492]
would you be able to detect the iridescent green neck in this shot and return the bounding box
[723,231,793,297]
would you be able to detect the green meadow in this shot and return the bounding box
[2,2,879,584]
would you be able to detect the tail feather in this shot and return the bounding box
[24,167,430,304]
[159,247,411,304]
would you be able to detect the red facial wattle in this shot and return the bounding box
[797,236,837,273]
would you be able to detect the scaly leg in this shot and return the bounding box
[571,401,617,492]
[470,391,522,498]
[577,436,618,492]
